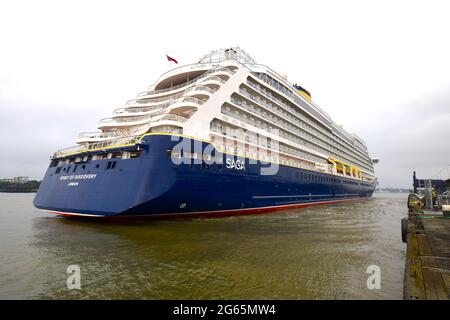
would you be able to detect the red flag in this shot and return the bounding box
[166,54,178,64]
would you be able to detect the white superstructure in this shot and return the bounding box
[70,47,376,182]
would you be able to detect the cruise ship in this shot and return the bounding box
[34,48,377,219]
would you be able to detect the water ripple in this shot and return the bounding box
[0,193,407,299]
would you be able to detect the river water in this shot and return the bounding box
[0,192,407,299]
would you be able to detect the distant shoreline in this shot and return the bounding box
[0,181,40,193]
[375,189,410,193]
[0,190,38,193]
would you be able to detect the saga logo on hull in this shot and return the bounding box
[226,158,246,170]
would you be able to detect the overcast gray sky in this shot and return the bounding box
[1,0,449,188]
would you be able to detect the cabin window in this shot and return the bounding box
[130,151,142,158]
[50,160,58,168]
[106,161,117,170]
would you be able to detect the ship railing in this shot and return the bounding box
[125,99,138,105]
[111,97,203,120]
[126,98,169,105]
[240,85,371,170]
[240,86,329,148]
[77,131,124,140]
[128,92,183,105]
[101,103,193,127]
[184,85,216,95]
[210,136,318,171]
[252,71,333,122]
[113,104,168,115]
[99,114,151,126]
[199,75,226,84]
[233,91,323,148]
[137,66,233,97]
[172,96,205,105]
[136,91,148,97]
[97,118,116,125]
[203,67,235,77]
[198,48,257,64]
[54,135,142,158]
[151,114,189,123]
[145,77,202,96]
[236,97,368,170]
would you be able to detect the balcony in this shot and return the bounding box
[112,104,167,118]
[98,114,151,129]
[129,92,183,106]
[150,114,189,124]
[76,131,124,144]
[106,96,203,128]
[206,67,235,80]
[166,96,205,116]
[55,135,142,158]
[200,75,225,85]
[184,85,216,98]
[140,77,201,97]
[137,66,232,98]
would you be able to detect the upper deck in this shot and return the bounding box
[55,47,376,182]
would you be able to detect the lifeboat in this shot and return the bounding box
[293,83,311,100]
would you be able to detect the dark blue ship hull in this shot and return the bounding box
[34,134,376,219]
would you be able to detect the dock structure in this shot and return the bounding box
[403,213,450,299]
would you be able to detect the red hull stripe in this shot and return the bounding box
[47,198,362,220]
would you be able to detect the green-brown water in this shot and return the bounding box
[0,192,406,299]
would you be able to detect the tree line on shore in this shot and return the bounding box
[0,180,41,193]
